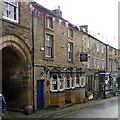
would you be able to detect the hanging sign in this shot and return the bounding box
[80,53,88,62]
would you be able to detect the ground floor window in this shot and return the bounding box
[71,74,76,88]
[76,74,80,87]
[66,74,70,89]
[50,73,65,91]
[59,74,65,90]
[50,74,58,91]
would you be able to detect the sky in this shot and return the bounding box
[34,0,119,48]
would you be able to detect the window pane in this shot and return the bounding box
[46,47,52,57]
[3,0,18,21]
[68,29,73,38]
[46,17,53,29]
[76,74,80,85]
[51,74,58,90]
[3,2,9,17]
[66,74,70,88]
[46,34,53,57]
[9,4,14,19]
[10,0,17,6]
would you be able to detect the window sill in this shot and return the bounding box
[68,36,73,40]
[3,16,18,23]
[71,87,75,89]
[68,60,74,63]
[50,90,65,93]
[2,18,19,25]
[45,27,54,32]
[44,57,54,61]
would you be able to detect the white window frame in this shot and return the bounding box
[46,34,53,58]
[65,74,71,89]
[87,54,90,68]
[59,74,65,91]
[50,74,58,92]
[68,42,73,61]
[76,74,80,87]
[101,45,104,53]
[80,76,85,87]
[87,37,90,48]
[97,43,99,52]
[3,0,18,23]
[68,28,73,38]
[71,74,76,89]
[97,58,100,69]
[46,16,53,29]
[102,59,104,69]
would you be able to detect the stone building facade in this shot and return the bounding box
[1,1,119,112]
[1,1,33,109]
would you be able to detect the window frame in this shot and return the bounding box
[71,74,76,89]
[46,16,53,29]
[50,74,58,92]
[45,34,54,58]
[65,74,71,89]
[68,42,73,61]
[3,0,19,23]
[68,28,73,38]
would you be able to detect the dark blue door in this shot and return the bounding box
[37,80,43,110]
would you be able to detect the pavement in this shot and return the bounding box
[3,96,118,119]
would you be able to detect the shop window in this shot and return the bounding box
[50,74,65,91]
[76,74,80,87]
[50,74,58,91]
[66,74,70,89]
[59,74,65,90]
[3,0,18,23]
[71,74,75,88]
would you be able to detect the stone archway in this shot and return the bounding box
[0,35,32,109]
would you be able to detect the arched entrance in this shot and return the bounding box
[1,35,32,109]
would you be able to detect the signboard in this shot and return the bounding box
[80,53,88,62]
[46,80,50,86]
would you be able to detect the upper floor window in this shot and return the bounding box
[101,45,104,53]
[68,42,73,61]
[97,58,100,69]
[87,37,90,48]
[68,28,73,38]
[102,59,104,69]
[87,54,90,68]
[46,34,53,58]
[96,43,100,52]
[46,16,53,29]
[3,0,18,22]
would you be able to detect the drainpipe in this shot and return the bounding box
[32,10,35,113]
[106,45,108,71]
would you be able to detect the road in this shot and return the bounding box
[61,97,118,118]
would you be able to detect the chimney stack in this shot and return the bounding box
[52,6,62,17]
[79,25,88,33]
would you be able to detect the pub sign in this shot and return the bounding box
[80,53,88,62]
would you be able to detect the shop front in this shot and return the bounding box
[99,71,110,99]
[49,67,85,107]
